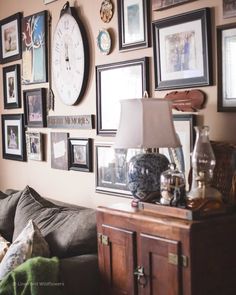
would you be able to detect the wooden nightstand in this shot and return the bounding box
[97,203,236,295]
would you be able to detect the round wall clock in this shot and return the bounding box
[52,2,89,105]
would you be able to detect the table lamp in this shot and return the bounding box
[114,97,181,205]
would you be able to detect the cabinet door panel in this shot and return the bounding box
[98,224,137,295]
[140,233,181,295]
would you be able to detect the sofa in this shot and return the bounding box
[0,186,99,295]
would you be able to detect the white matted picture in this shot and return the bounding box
[1,114,26,161]
[51,132,69,170]
[95,142,142,197]
[0,12,22,63]
[118,0,150,51]
[26,131,44,161]
[3,64,21,109]
[153,8,212,90]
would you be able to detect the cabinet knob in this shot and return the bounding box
[134,266,147,288]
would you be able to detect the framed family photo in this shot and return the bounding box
[153,8,212,90]
[95,142,142,197]
[152,0,196,11]
[96,57,149,135]
[3,64,21,109]
[217,23,236,112]
[22,10,48,84]
[23,88,47,127]
[0,12,22,64]
[68,138,92,172]
[118,0,150,51]
[223,0,236,18]
[26,131,44,161]
[51,132,69,170]
[1,114,26,161]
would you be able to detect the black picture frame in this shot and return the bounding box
[95,142,142,197]
[3,64,21,109]
[96,57,149,135]
[217,23,236,112]
[152,0,197,11]
[152,7,212,90]
[23,88,47,127]
[1,114,26,161]
[118,0,150,51]
[68,138,92,172]
[22,10,48,84]
[0,12,22,64]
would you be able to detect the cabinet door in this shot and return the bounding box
[139,233,181,295]
[98,224,137,295]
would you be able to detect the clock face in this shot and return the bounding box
[52,13,87,105]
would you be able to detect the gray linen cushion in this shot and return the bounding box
[0,190,23,242]
[13,186,97,258]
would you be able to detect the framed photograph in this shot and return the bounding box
[3,64,21,109]
[1,114,26,161]
[223,0,236,18]
[44,0,58,4]
[96,57,149,135]
[51,132,69,170]
[217,23,236,112]
[26,131,44,161]
[23,88,47,127]
[152,0,197,11]
[68,138,92,172]
[0,12,22,64]
[95,142,142,197]
[22,10,48,84]
[159,114,195,190]
[153,8,212,90]
[118,0,150,51]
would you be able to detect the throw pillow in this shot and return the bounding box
[0,235,10,262]
[0,190,23,242]
[0,219,50,281]
[13,186,97,258]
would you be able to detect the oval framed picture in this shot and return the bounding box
[96,29,111,55]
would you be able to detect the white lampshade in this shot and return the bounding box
[114,98,180,149]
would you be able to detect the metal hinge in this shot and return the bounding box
[168,253,188,267]
[98,233,109,246]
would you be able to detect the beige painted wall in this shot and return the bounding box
[0,0,235,208]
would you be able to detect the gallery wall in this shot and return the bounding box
[0,0,235,208]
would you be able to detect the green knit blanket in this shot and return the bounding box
[0,256,64,295]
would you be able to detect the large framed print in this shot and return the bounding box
[223,0,236,18]
[159,114,195,190]
[3,64,21,109]
[23,88,47,127]
[68,138,92,172]
[95,142,142,197]
[22,10,48,84]
[118,0,150,51]
[152,0,197,11]
[0,13,22,64]
[153,8,212,90]
[96,57,149,135]
[217,23,236,112]
[1,114,26,161]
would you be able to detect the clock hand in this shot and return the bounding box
[64,43,71,70]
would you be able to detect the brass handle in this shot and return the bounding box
[134,266,147,288]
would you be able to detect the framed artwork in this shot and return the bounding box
[217,23,236,112]
[118,0,150,51]
[68,138,92,172]
[44,0,58,4]
[23,88,47,127]
[1,114,26,161]
[160,114,195,189]
[153,8,212,90]
[96,57,149,135]
[223,0,236,18]
[51,132,69,170]
[95,142,142,197]
[0,12,22,64]
[22,10,48,84]
[152,0,197,11]
[26,131,44,161]
[3,64,21,109]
